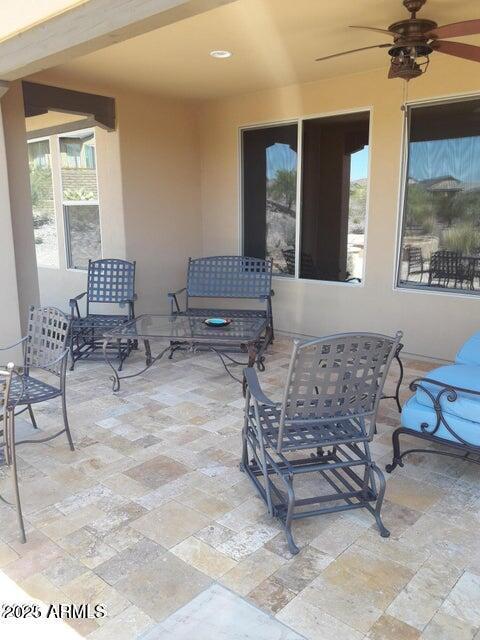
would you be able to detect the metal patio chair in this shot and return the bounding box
[69,258,136,370]
[0,363,26,543]
[0,306,74,452]
[405,245,426,282]
[242,331,402,554]
[428,250,474,290]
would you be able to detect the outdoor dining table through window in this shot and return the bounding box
[102,313,268,392]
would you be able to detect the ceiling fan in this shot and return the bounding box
[316,0,480,80]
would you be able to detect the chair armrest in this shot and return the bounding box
[244,367,276,407]
[168,287,187,298]
[0,336,28,351]
[168,287,187,314]
[410,377,480,400]
[69,291,87,318]
[69,291,87,304]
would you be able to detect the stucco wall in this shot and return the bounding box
[198,57,480,361]
[0,105,23,350]
[117,91,201,314]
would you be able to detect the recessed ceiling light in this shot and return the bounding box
[209,50,232,59]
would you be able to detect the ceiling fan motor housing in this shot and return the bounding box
[388,17,437,64]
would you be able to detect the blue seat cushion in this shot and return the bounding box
[402,396,480,447]
[456,332,480,366]
[414,364,480,425]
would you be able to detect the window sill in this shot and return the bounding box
[395,283,480,300]
[272,275,364,288]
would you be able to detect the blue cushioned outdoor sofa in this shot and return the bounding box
[386,332,480,472]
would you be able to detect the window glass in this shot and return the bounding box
[398,98,480,294]
[300,113,369,282]
[64,204,101,269]
[60,131,98,201]
[243,125,298,276]
[28,139,59,268]
[241,114,369,282]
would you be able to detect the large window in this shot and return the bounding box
[242,112,370,282]
[398,98,480,295]
[27,128,102,271]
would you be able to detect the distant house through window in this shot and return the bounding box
[242,112,370,283]
[398,98,480,295]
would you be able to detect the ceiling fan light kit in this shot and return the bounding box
[315,0,480,82]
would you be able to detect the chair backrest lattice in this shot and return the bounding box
[87,259,136,305]
[430,250,462,279]
[25,307,70,375]
[405,246,423,276]
[278,332,402,449]
[187,256,272,299]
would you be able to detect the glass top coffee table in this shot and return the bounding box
[102,313,268,391]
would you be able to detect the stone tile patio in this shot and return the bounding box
[1,334,480,639]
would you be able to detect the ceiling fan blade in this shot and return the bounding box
[428,19,480,40]
[432,40,480,63]
[349,25,396,36]
[316,43,391,62]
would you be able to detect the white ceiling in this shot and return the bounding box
[40,0,480,100]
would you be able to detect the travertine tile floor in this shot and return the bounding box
[1,334,480,639]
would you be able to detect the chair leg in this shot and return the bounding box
[118,339,123,371]
[385,427,405,473]
[69,331,76,371]
[61,392,75,452]
[369,463,390,538]
[279,472,300,555]
[27,405,38,429]
[7,412,26,543]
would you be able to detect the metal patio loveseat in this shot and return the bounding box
[168,256,274,367]
[387,331,480,472]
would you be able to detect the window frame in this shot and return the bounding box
[28,127,103,272]
[58,128,103,271]
[239,106,373,287]
[394,93,480,299]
